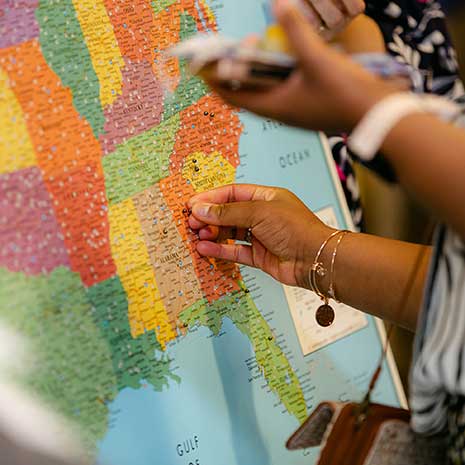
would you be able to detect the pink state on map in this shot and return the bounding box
[0,0,39,48]
[99,58,164,155]
[0,167,70,274]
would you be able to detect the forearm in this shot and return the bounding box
[379,113,465,241]
[313,231,432,331]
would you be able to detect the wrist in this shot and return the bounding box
[295,225,336,290]
[348,93,464,161]
[344,80,397,131]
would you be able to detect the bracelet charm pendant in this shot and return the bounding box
[316,304,335,328]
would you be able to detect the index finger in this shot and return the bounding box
[307,0,344,29]
[188,184,275,208]
[339,0,365,17]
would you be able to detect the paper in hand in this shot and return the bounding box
[170,34,415,89]
[169,34,296,84]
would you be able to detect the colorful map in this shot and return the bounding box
[0,1,404,464]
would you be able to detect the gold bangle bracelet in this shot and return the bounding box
[328,231,350,303]
[308,229,341,299]
[308,229,349,300]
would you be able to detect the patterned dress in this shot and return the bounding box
[331,0,464,230]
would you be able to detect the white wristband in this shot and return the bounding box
[348,93,463,161]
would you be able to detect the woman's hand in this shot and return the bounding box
[188,184,332,289]
[300,0,366,40]
[206,0,393,133]
[188,184,432,331]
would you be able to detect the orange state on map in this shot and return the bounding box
[196,0,217,31]
[105,0,216,90]
[170,95,242,176]
[0,40,116,286]
[160,173,241,303]
[149,1,216,88]
[103,0,158,63]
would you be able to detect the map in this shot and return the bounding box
[0,1,404,464]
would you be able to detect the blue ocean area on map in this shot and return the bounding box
[97,2,401,465]
[99,319,302,465]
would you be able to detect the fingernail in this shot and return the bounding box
[274,0,298,17]
[193,202,212,218]
[199,226,212,240]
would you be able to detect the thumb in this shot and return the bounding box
[191,201,259,229]
[273,0,329,74]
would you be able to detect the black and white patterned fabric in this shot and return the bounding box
[447,395,465,464]
[410,227,465,437]
[330,0,464,230]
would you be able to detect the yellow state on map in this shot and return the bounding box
[109,198,176,349]
[182,152,235,193]
[0,68,37,174]
[72,0,124,107]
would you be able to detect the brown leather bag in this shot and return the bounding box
[286,402,447,465]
